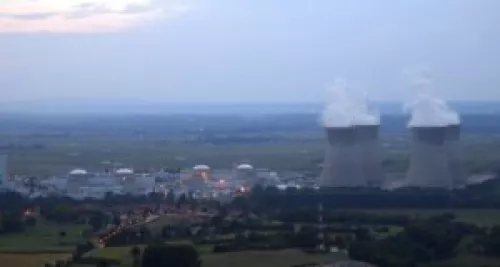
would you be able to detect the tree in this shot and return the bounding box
[25,216,37,227]
[59,231,67,245]
[166,189,176,205]
[130,246,141,267]
[177,194,187,209]
[333,235,347,250]
[139,226,152,242]
[112,213,121,226]
[161,225,171,239]
[142,244,201,267]
[88,215,104,232]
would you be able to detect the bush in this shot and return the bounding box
[73,257,121,266]
[212,244,238,253]
[142,243,201,267]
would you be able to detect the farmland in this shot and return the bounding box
[0,221,89,253]
[84,245,348,267]
[0,253,71,267]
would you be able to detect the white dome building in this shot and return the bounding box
[186,164,211,190]
[236,164,254,170]
[69,168,88,176]
[193,164,211,171]
[234,163,257,186]
[115,168,134,175]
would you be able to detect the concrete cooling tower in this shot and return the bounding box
[406,127,452,188]
[445,124,466,187]
[0,154,7,188]
[354,125,384,187]
[320,127,365,187]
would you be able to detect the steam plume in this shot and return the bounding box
[322,79,380,127]
[403,70,460,127]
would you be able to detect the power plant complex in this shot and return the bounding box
[0,76,469,195]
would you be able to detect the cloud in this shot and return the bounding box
[0,0,189,33]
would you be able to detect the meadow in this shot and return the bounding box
[0,253,71,267]
[0,221,89,267]
[84,245,347,267]
[3,113,500,177]
[0,220,89,253]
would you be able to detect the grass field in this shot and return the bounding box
[133,214,190,236]
[0,220,89,253]
[85,245,347,267]
[0,253,70,267]
[202,250,347,267]
[361,209,500,226]
[7,139,324,177]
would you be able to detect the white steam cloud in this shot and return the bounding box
[404,69,460,128]
[321,79,380,128]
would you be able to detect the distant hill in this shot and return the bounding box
[1,100,499,115]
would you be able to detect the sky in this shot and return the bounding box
[0,0,499,104]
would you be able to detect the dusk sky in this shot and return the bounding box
[1,0,499,104]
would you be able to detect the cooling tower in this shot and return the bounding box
[406,127,452,188]
[355,125,384,187]
[0,154,7,188]
[445,124,466,187]
[320,127,365,187]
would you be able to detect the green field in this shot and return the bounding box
[7,140,324,177]
[85,245,347,267]
[0,220,89,253]
[0,253,71,267]
[135,215,189,235]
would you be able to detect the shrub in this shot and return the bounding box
[142,243,200,267]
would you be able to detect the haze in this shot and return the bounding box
[1,0,499,106]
